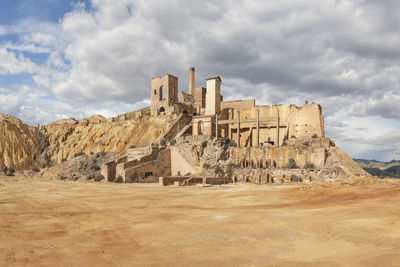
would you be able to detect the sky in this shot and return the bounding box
[0,0,399,161]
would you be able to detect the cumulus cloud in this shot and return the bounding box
[349,91,400,120]
[0,48,38,74]
[0,0,399,160]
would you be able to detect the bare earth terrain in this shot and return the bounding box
[1,176,400,266]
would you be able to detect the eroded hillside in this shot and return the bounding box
[0,114,38,170]
[40,115,170,164]
[0,112,173,170]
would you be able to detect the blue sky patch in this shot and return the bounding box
[0,73,34,87]
[0,0,92,24]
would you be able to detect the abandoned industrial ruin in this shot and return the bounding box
[101,67,336,185]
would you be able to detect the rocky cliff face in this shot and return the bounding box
[0,114,38,170]
[0,113,172,170]
[39,115,170,165]
[186,137,369,181]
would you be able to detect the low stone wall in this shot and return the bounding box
[124,149,171,182]
[159,176,231,186]
[232,168,327,184]
[127,146,156,161]
[176,135,210,146]
[159,177,202,186]
[204,177,231,185]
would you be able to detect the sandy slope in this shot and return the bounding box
[1,176,400,266]
[0,113,170,170]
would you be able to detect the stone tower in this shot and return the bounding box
[205,76,221,115]
[151,74,178,106]
[150,74,179,116]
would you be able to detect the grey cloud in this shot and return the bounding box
[349,91,400,120]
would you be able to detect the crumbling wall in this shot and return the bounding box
[124,149,171,182]
[221,99,255,110]
[193,87,206,111]
[288,103,324,138]
[192,115,214,137]
[150,74,180,116]
[225,102,324,146]
[180,91,194,104]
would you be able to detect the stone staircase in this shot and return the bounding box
[158,114,192,142]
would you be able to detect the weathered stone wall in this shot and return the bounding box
[101,161,117,182]
[287,103,325,138]
[127,146,156,161]
[232,168,318,184]
[180,91,194,104]
[150,74,179,116]
[221,99,255,110]
[192,115,214,136]
[227,102,324,146]
[159,176,231,186]
[124,149,171,182]
[205,77,221,115]
[193,87,206,111]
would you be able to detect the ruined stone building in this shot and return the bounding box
[151,67,325,147]
[101,67,330,183]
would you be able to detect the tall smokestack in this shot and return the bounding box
[189,67,195,95]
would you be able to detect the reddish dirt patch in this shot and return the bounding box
[1,177,400,266]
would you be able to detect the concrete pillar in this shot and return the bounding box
[276,109,280,147]
[229,109,233,139]
[256,109,260,147]
[189,67,195,95]
[215,115,218,138]
[237,110,240,147]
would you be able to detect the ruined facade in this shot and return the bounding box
[150,74,195,116]
[150,67,325,147]
[102,67,330,183]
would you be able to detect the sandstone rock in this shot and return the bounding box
[48,118,78,126]
[0,114,37,170]
[0,113,172,170]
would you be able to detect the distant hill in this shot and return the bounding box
[354,159,400,178]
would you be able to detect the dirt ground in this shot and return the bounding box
[1,176,400,266]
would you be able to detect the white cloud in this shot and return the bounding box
[0,48,38,74]
[0,25,9,35]
[22,32,57,47]
[0,93,23,115]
